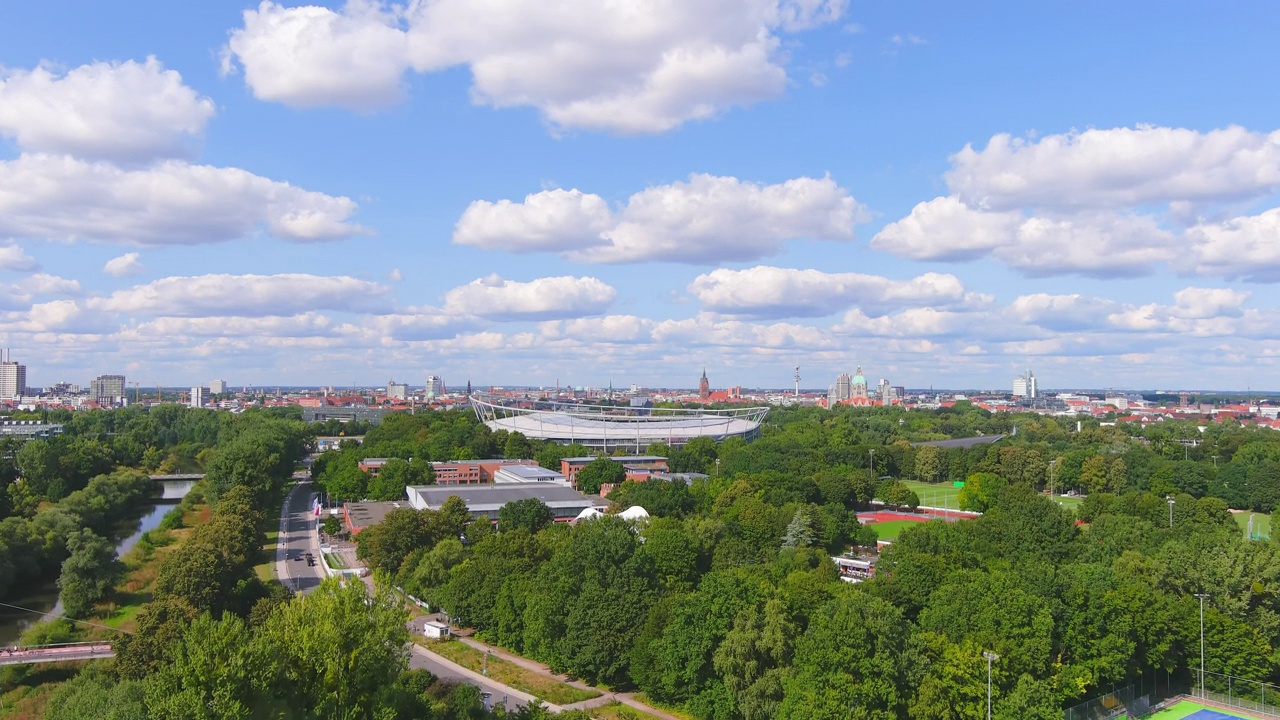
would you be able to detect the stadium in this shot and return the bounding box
[470,396,768,452]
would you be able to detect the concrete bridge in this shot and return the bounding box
[0,642,114,666]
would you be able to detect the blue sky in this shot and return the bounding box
[1,1,1278,392]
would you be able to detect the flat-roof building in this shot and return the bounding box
[492,464,569,486]
[560,455,669,486]
[405,484,603,522]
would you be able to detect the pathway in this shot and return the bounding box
[455,635,686,720]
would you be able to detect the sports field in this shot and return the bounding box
[1125,700,1265,719]
[868,519,924,541]
[901,479,1082,512]
[1233,511,1271,540]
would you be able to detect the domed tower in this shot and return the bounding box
[852,365,868,399]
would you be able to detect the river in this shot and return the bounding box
[0,479,195,644]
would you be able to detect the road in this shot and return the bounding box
[275,480,326,595]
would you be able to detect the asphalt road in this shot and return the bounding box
[275,481,326,595]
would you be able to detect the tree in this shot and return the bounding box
[1080,455,1109,496]
[504,431,533,460]
[144,612,267,720]
[957,472,1005,512]
[781,507,817,549]
[498,498,555,534]
[915,445,943,483]
[253,578,411,718]
[366,457,426,501]
[322,514,344,537]
[46,665,148,720]
[57,529,123,618]
[355,507,436,576]
[575,457,626,495]
[715,599,796,720]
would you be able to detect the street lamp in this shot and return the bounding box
[1194,593,1209,697]
[982,651,999,720]
[1048,459,1058,499]
[1167,495,1175,528]
[869,449,875,478]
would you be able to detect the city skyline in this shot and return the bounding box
[2,2,1279,389]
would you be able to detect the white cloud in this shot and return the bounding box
[652,314,838,349]
[224,0,845,133]
[442,275,616,321]
[1190,208,1280,281]
[1006,294,1121,332]
[454,189,612,252]
[1171,287,1250,319]
[688,266,980,318]
[103,252,145,277]
[539,315,656,343]
[872,197,1175,277]
[129,313,337,338]
[89,273,390,317]
[947,125,1280,211]
[0,154,365,245]
[0,57,215,163]
[455,174,863,264]
[0,243,39,272]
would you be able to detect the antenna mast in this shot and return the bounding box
[794,365,801,397]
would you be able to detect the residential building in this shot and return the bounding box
[189,386,205,408]
[90,374,126,404]
[0,355,26,401]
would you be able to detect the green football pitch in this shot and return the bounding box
[900,479,1082,512]
[867,519,924,541]
[1233,511,1271,540]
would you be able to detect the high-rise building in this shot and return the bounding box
[425,375,445,398]
[1013,369,1037,399]
[699,369,710,399]
[210,379,227,394]
[829,372,852,404]
[0,352,26,401]
[190,386,205,408]
[90,374,126,404]
[387,380,408,400]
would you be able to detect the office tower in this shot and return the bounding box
[190,386,204,408]
[425,375,444,398]
[90,374,126,404]
[0,351,25,400]
[387,380,408,400]
[210,379,227,394]
[1013,369,1037,399]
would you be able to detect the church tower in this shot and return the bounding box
[699,368,710,399]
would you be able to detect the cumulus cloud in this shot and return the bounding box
[223,0,845,133]
[103,252,145,277]
[0,57,215,163]
[872,198,1175,276]
[456,174,862,264]
[947,125,1280,211]
[688,266,980,318]
[539,315,656,343]
[0,154,365,245]
[876,125,1280,280]
[652,314,838,349]
[442,275,616,321]
[0,243,38,272]
[89,273,390,317]
[1190,208,1280,281]
[454,189,613,252]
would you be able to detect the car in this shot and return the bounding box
[293,555,303,561]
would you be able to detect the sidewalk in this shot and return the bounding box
[410,644,562,713]
[455,635,686,720]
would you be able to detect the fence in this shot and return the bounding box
[1195,671,1280,717]
[1063,672,1186,720]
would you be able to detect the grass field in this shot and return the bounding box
[868,519,925,541]
[421,639,600,706]
[1233,511,1271,539]
[901,479,1083,513]
[590,702,674,720]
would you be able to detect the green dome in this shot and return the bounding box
[852,374,867,386]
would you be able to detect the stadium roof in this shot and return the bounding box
[470,396,767,450]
